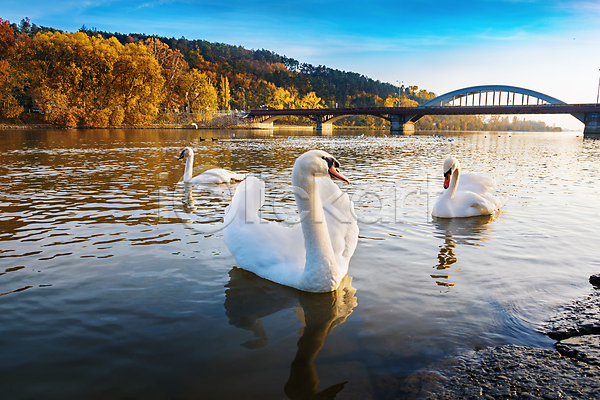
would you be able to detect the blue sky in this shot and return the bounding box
[3,0,600,129]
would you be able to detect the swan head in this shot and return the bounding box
[178,147,193,160]
[294,150,350,184]
[442,157,460,189]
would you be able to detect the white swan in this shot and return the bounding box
[223,150,359,293]
[178,147,246,184]
[432,157,507,218]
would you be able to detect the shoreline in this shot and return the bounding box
[0,123,578,133]
[427,276,600,399]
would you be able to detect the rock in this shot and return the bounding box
[427,344,600,399]
[556,335,600,366]
[539,291,600,340]
[590,274,600,288]
[429,290,600,399]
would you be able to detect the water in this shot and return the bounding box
[1,128,599,399]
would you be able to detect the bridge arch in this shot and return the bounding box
[421,85,566,108]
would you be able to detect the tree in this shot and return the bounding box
[296,91,322,109]
[384,95,397,107]
[0,18,20,119]
[112,42,165,125]
[398,98,418,107]
[219,75,230,110]
[180,68,218,115]
[267,86,295,109]
[24,31,164,126]
[140,37,188,112]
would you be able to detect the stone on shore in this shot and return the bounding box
[556,335,600,366]
[427,344,600,400]
[539,291,600,340]
[428,288,600,399]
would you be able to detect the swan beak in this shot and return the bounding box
[443,172,451,189]
[177,151,185,160]
[329,165,350,184]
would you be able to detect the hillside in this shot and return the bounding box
[0,17,560,131]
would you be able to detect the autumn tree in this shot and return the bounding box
[140,37,188,112]
[296,91,323,109]
[24,31,164,126]
[398,98,419,107]
[218,75,230,110]
[384,95,397,107]
[0,18,21,119]
[267,87,296,109]
[112,42,166,125]
[180,68,218,115]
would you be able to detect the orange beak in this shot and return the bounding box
[329,165,350,184]
[443,173,451,189]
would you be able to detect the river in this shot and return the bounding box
[0,128,598,399]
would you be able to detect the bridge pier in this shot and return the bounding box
[583,113,600,138]
[246,121,274,129]
[315,116,333,136]
[389,115,415,135]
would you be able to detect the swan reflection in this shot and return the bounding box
[174,182,236,231]
[182,183,197,213]
[431,214,498,290]
[224,267,357,399]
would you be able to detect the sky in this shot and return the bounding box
[3,0,600,129]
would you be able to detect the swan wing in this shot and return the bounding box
[434,190,507,218]
[457,172,496,195]
[316,177,359,270]
[223,176,305,287]
[190,168,246,184]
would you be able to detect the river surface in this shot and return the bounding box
[0,128,598,399]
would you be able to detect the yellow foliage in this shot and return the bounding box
[180,69,218,114]
[141,38,188,112]
[267,87,296,109]
[23,31,165,127]
[398,98,419,107]
[297,91,322,109]
[384,95,397,107]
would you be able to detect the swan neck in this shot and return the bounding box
[292,170,338,291]
[446,167,460,198]
[184,152,194,182]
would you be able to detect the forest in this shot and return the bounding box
[0,17,561,131]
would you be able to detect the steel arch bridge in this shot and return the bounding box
[420,85,566,107]
[245,85,600,136]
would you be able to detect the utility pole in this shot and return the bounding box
[396,80,403,107]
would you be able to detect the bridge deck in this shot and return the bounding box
[247,104,600,118]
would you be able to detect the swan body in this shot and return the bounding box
[432,157,507,218]
[178,147,246,184]
[223,150,359,293]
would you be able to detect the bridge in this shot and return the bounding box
[244,85,600,137]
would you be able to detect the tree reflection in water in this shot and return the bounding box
[431,214,498,291]
[224,267,357,400]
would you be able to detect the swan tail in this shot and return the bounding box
[493,194,508,209]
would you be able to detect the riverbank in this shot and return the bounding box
[427,276,600,400]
